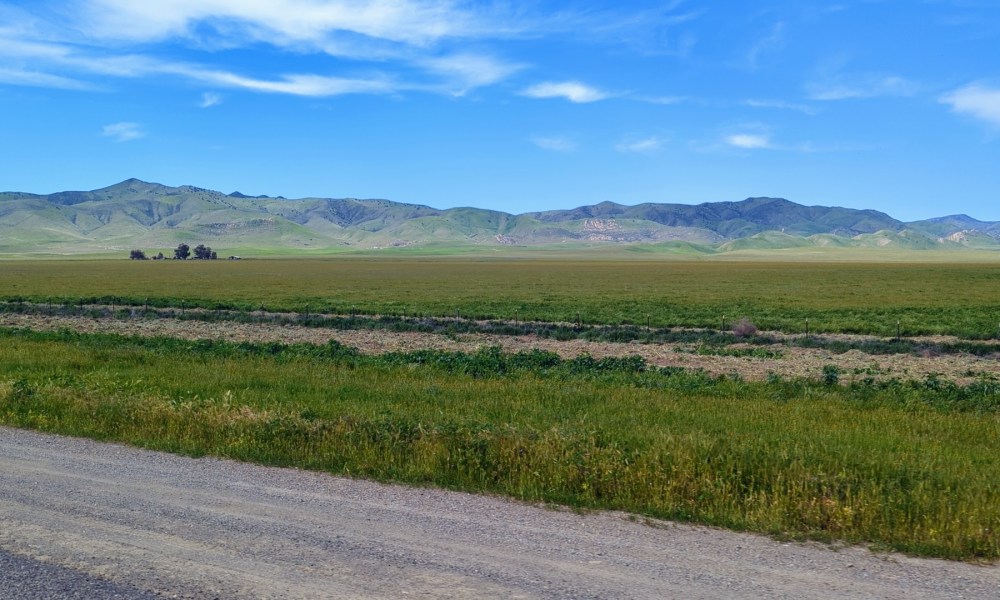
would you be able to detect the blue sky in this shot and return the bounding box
[2,1,999,221]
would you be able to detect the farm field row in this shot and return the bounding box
[3,258,1000,337]
[3,310,1000,384]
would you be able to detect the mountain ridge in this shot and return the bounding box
[1,179,997,255]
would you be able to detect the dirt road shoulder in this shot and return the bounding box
[1,426,997,599]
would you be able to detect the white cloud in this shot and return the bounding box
[181,69,396,96]
[807,74,916,101]
[744,99,817,115]
[636,95,686,105]
[726,134,771,149]
[102,122,144,142]
[616,137,662,153]
[531,136,577,152]
[0,3,524,97]
[0,67,94,90]
[199,91,223,107]
[77,0,483,48]
[940,84,1000,128]
[0,2,695,100]
[521,81,608,103]
[419,53,525,95]
[0,34,400,97]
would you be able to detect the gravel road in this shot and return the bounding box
[1,427,997,599]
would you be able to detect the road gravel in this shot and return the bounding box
[1,426,997,599]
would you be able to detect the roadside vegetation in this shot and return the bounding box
[2,327,999,561]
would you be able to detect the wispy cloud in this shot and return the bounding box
[418,53,525,95]
[0,2,526,98]
[102,122,144,142]
[806,74,916,101]
[1,2,699,102]
[616,136,662,153]
[744,22,785,70]
[636,95,687,105]
[177,68,396,97]
[531,136,577,152]
[199,91,222,107]
[0,66,94,90]
[744,99,817,115]
[545,2,703,58]
[521,81,608,103]
[0,35,416,98]
[940,83,1000,128]
[725,133,771,149]
[75,0,488,49]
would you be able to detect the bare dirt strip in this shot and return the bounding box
[2,312,999,384]
[2,426,998,599]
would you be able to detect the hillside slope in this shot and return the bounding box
[1,179,997,255]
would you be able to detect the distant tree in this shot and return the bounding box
[129,249,147,260]
[155,252,164,260]
[174,243,191,260]
[193,244,214,260]
[210,250,218,260]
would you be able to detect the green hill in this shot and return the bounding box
[2,179,998,256]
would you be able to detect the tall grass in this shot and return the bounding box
[1,329,998,560]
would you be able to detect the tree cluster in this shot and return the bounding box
[194,244,218,260]
[129,244,216,260]
[173,243,218,260]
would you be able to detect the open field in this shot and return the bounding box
[4,258,1000,336]
[3,257,1000,562]
[2,324,1000,560]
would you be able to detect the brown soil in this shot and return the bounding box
[3,312,998,384]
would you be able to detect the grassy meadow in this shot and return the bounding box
[3,257,1000,336]
[1,328,999,560]
[3,256,1000,561]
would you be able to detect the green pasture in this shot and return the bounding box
[3,258,1000,336]
[1,329,998,560]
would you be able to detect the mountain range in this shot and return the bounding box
[2,178,998,256]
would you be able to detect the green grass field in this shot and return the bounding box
[1,329,998,560]
[3,258,1000,336]
[3,256,1000,561]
